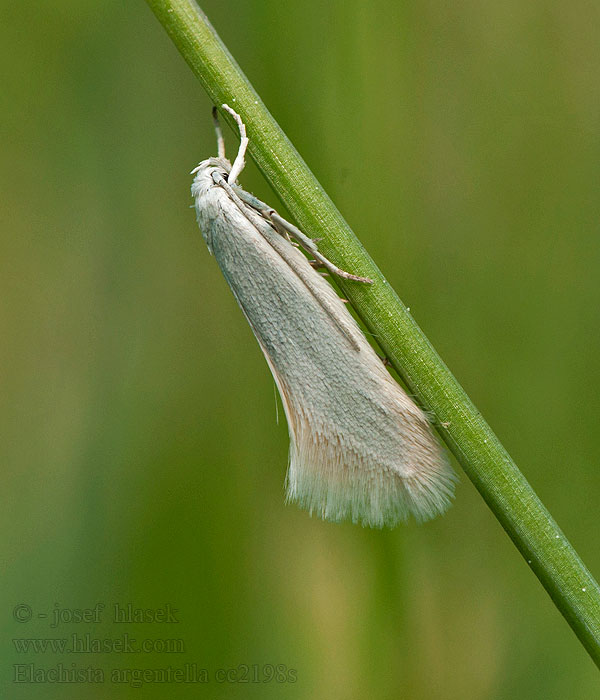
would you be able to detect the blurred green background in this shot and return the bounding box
[2,0,599,697]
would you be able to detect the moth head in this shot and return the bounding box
[191,157,232,185]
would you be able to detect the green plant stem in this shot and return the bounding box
[145,0,600,666]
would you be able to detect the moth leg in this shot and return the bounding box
[221,104,249,186]
[378,354,392,367]
[268,212,373,284]
[233,189,372,284]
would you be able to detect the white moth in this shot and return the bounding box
[192,105,455,527]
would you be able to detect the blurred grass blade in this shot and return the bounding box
[145,0,600,666]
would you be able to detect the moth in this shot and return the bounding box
[191,105,455,527]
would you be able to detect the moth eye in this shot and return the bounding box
[211,170,228,185]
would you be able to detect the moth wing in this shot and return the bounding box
[210,201,455,527]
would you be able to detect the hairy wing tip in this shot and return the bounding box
[285,452,456,529]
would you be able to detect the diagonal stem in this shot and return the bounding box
[145,0,600,666]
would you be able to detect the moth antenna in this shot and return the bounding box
[222,103,249,185]
[212,106,226,159]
